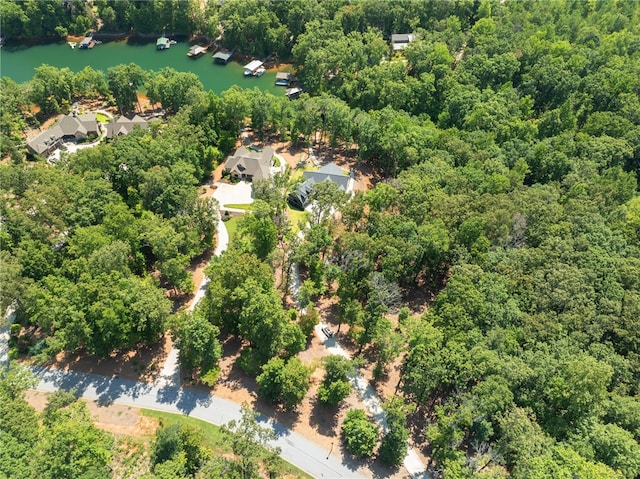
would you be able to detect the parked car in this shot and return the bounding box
[322,326,334,338]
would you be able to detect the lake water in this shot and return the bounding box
[0,39,283,96]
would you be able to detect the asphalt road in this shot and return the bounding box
[32,366,365,478]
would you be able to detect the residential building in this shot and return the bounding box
[223,145,274,182]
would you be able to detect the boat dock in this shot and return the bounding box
[212,49,233,64]
[275,72,296,86]
[156,36,170,50]
[187,45,207,58]
[243,59,264,76]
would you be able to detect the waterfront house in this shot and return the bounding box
[105,114,149,139]
[391,33,416,51]
[26,113,99,157]
[288,163,351,210]
[223,145,274,182]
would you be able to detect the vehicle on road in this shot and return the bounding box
[322,326,334,338]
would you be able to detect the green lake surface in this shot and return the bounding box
[0,39,283,96]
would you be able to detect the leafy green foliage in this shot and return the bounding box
[341,409,378,458]
[171,312,222,377]
[223,403,281,479]
[378,398,411,467]
[1,368,113,479]
[153,422,210,475]
[257,357,311,410]
[317,355,352,407]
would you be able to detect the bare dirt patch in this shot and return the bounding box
[25,390,158,437]
[46,334,173,383]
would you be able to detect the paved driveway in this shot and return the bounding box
[212,181,253,209]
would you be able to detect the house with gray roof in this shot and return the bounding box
[105,114,149,139]
[26,112,99,157]
[223,146,275,182]
[391,33,416,51]
[288,163,351,210]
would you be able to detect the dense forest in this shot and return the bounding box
[2,0,640,478]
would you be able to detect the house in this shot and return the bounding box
[26,112,99,157]
[223,145,274,182]
[288,163,351,210]
[391,33,416,51]
[105,114,149,139]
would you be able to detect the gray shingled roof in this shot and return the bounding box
[288,163,350,209]
[105,114,148,139]
[26,113,98,156]
[223,146,274,181]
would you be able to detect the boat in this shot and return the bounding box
[243,59,264,76]
[68,42,77,49]
[187,45,207,58]
[169,40,177,45]
[254,66,266,77]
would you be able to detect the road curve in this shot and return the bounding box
[32,367,364,478]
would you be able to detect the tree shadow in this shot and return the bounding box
[253,398,303,439]
[308,397,341,437]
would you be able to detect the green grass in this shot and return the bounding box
[96,112,110,123]
[140,409,312,478]
[222,215,242,241]
[287,207,309,233]
[141,409,227,451]
[223,203,254,210]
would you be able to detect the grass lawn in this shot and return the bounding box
[95,112,110,123]
[141,409,227,450]
[223,203,254,210]
[222,215,242,241]
[287,207,309,232]
[140,409,312,478]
